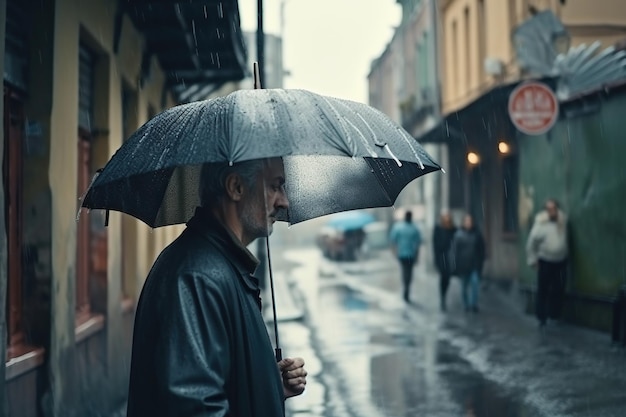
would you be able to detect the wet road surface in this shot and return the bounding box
[277,247,626,417]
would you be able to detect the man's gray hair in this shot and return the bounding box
[199,159,266,207]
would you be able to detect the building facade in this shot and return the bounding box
[1,1,247,415]
[369,0,626,331]
[368,0,446,249]
[420,0,626,330]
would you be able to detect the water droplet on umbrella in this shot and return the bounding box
[229,161,233,166]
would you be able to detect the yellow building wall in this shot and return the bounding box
[441,0,626,114]
[45,0,181,412]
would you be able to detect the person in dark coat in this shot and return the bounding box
[432,211,457,311]
[126,158,307,417]
[449,214,485,313]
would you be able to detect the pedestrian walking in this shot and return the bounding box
[126,158,307,417]
[449,214,485,313]
[526,198,568,328]
[390,211,422,303]
[433,211,457,311]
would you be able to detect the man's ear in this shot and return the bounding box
[224,173,244,202]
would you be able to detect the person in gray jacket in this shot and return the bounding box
[526,198,568,327]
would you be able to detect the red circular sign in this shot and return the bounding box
[508,81,559,135]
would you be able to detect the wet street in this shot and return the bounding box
[272,246,626,417]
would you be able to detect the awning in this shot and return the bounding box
[418,77,557,144]
[122,0,248,103]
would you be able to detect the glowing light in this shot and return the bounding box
[467,152,480,165]
[498,142,510,154]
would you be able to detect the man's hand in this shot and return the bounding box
[278,357,307,398]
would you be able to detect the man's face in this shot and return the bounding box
[240,158,289,241]
[546,201,558,221]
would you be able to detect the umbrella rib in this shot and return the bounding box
[332,100,378,157]
[318,94,359,157]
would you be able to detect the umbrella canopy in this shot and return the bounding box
[326,211,376,231]
[82,88,441,227]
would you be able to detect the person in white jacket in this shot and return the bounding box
[526,199,568,327]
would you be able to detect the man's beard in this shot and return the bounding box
[241,197,273,242]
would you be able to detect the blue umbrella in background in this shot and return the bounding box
[327,210,376,231]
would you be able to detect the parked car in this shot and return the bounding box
[316,226,365,261]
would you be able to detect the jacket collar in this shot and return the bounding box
[186,207,260,292]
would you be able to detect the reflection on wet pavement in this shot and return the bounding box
[278,248,626,417]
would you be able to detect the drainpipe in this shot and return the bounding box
[0,0,8,413]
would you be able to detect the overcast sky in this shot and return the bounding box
[238,0,401,103]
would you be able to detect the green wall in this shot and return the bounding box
[518,89,626,330]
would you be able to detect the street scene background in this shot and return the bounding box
[3,0,626,416]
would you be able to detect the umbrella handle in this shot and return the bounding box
[253,62,262,89]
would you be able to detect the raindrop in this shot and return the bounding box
[218,2,224,18]
[191,20,199,49]
[440,168,446,174]
[216,53,221,68]
[203,5,208,19]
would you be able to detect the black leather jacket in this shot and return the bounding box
[126,207,284,417]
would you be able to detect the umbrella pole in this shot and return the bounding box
[266,235,282,361]
[253,60,282,360]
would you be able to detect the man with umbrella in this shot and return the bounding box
[126,158,307,417]
[81,88,441,417]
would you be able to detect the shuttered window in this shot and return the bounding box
[4,0,30,92]
[4,88,25,358]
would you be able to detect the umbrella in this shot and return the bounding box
[81,78,441,364]
[82,90,440,227]
[326,211,376,231]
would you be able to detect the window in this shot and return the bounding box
[502,154,519,233]
[76,43,108,324]
[464,7,471,92]
[478,0,486,83]
[4,87,25,359]
[451,20,458,96]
